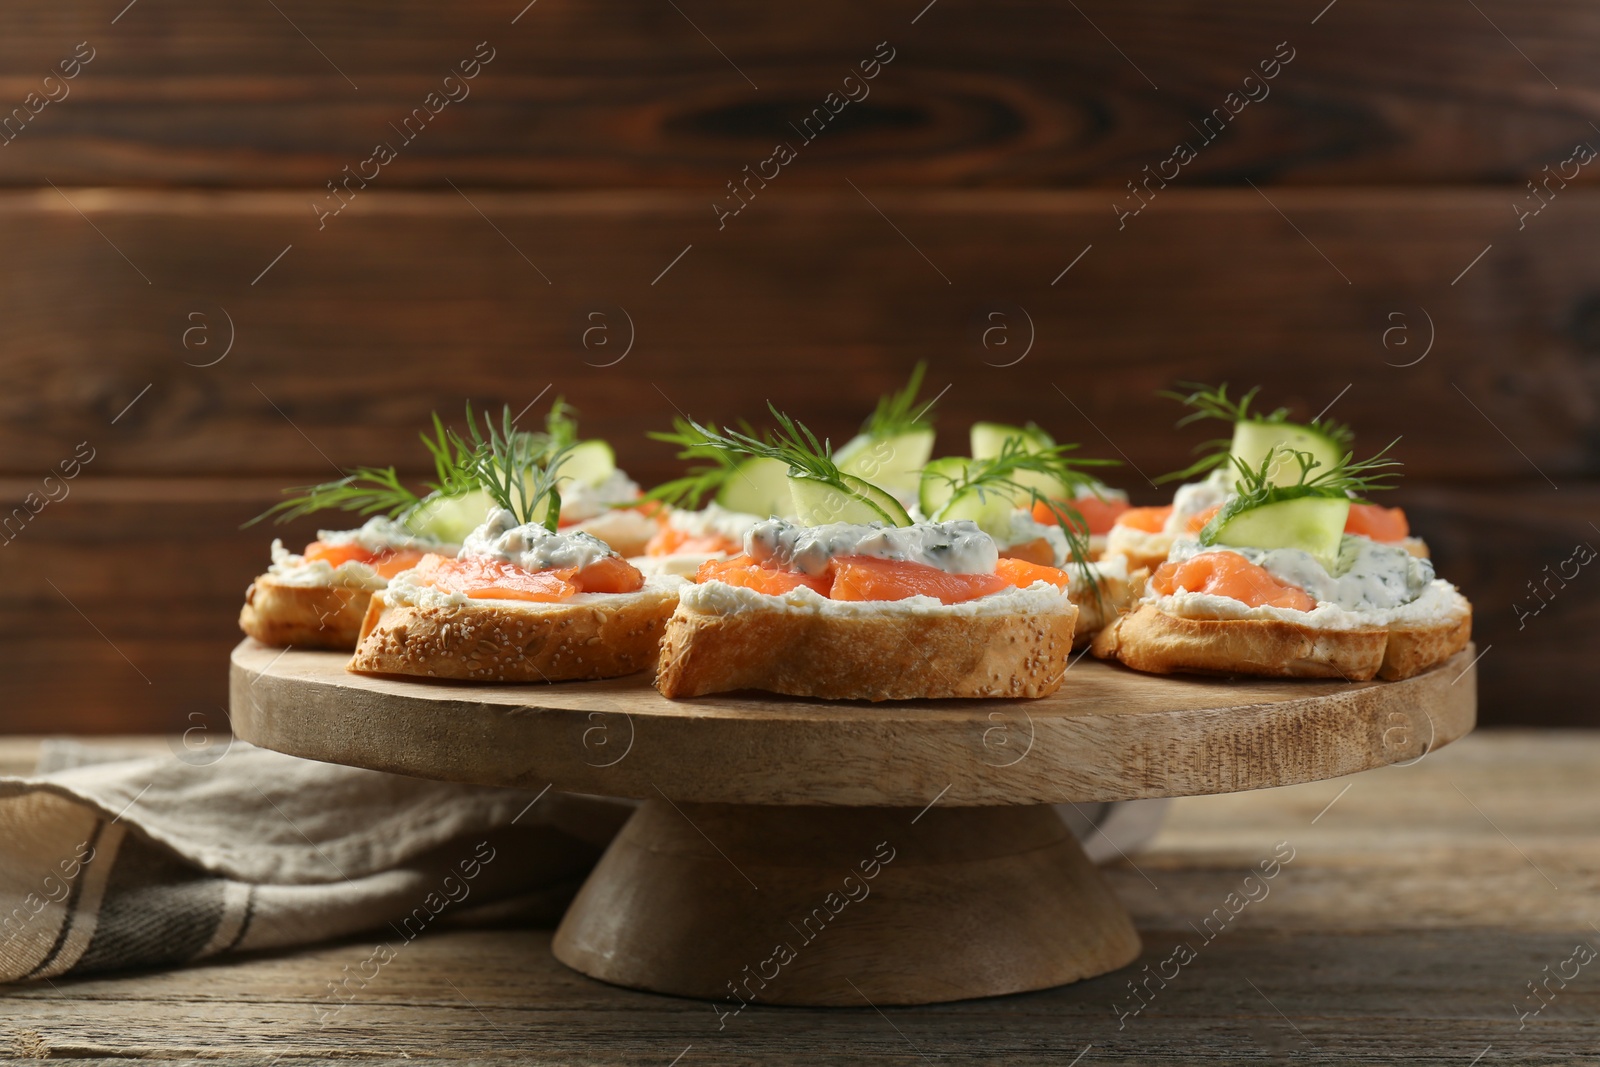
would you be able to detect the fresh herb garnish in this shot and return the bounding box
[642,417,762,511]
[1198,440,1402,546]
[1156,382,1356,484]
[860,361,935,439]
[246,402,567,529]
[924,437,1114,596]
[452,403,575,533]
[686,403,913,526]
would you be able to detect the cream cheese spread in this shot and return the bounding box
[1163,468,1235,536]
[314,516,457,555]
[681,577,1073,618]
[266,541,387,590]
[746,519,998,576]
[665,501,763,543]
[463,508,617,573]
[383,569,683,610]
[559,469,641,523]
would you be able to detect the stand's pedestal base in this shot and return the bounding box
[553,800,1141,1006]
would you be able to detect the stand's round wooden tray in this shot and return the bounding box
[230,638,1477,1006]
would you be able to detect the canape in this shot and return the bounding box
[1105,384,1427,571]
[240,517,457,650]
[650,408,1079,700]
[1093,445,1471,681]
[349,418,681,682]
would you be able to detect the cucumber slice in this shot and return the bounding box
[788,474,913,527]
[935,484,1016,540]
[1229,420,1345,487]
[917,456,971,518]
[715,456,795,519]
[970,421,1053,460]
[407,489,498,543]
[835,428,935,495]
[553,439,616,488]
[970,421,1063,498]
[1202,494,1350,568]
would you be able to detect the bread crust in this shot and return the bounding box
[348,584,679,682]
[239,575,372,650]
[1069,569,1141,648]
[655,599,1079,701]
[1091,601,1471,682]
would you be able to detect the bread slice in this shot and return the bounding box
[1091,600,1471,682]
[239,576,372,650]
[348,581,680,683]
[656,587,1079,701]
[1068,566,1141,648]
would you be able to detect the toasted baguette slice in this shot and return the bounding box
[239,576,372,650]
[656,586,1079,701]
[348,580,680,683]
[1091,600,1471,681]
[1068,565,1142,648]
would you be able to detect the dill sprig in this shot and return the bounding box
[1199,439,1403,545]
[925,438,1113,595]
[448,403,575,532]
[1156,381,1356,484]
[642,417,751,511]
[245,467,425,527]
[861,362,935,439]
[687,403,913,526]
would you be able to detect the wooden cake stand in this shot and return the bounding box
[230,638,1476,1006]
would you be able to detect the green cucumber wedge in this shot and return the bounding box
[970,421,1053,460]
[408,488,502,543]
[836,428,936,495]
[553,439,616,487]
[715,456,795,519]
[1201,493,1350,569]
[1229,420,1346,487]
[970,421,1065,498]
[917,456,971,518]
[789,474,913,527]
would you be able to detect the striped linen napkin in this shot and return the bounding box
[0,739,629,982]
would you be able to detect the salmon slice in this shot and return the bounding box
[571,554,645,594]
[696,554,833,596]
[828,556,1010,605]
[304,541,427,579]
[646,524,743,558]
[410,554,577,602]
[1001,536,1057,567]
[993,556,1071,590]
[1186,504,1222,534]
[1149,551,1315,611]
[1345,503,1409,542]
[1115,505,1172,534]
[1031,495,1129,535]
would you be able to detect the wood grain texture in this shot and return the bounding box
[1,730,1594,1061]
[0,1,1596,188]
[228,638,1475,805]
[0,189,1595,482]
[553,801,1141,1004]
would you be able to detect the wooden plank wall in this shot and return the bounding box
[1,1,1596,731]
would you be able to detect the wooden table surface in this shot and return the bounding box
[2,730,1596,1065]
